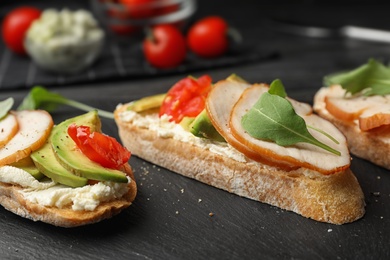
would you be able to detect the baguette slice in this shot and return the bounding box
[0,163,137,227]
[314,85,390,169]
[114,103,365,225]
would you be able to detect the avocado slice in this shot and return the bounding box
[179,117,195,132]
[226,74,248,83]
[189,110,225,142]
[127,93,166,112]
[51,111,128,183]
[31,138,88,187]
[10,156,44,180]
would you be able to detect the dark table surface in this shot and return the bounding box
[1,1,390,259]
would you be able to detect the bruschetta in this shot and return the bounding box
[0,109,137,227]
[314,59,390,170]
[114,75,365,225]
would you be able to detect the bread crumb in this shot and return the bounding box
[180,188,184,193]
[327,229,332,232]
[209,212,214,217]
[198,199,202,203]
[371,191,380,197]
[175,211,179,215]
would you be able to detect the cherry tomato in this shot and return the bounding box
[68,124,131,169]
[159,75,212,123]
[2,6,41,55]
[187,16,229,58]
[143,24,186,68]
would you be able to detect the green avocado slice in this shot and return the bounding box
[10,157,45,180]
[189,110,225,142]
[31,138,88,187]
[51,111,128,183]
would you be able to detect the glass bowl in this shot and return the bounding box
[25,36,104,75]
[25,9,105,75]
[90,0,197,36]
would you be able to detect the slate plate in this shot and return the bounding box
[0,85,389,260]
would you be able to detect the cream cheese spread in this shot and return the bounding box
[119,108,250,163]
[0,166,130,211]
[118,104,330,178]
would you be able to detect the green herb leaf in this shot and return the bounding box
[241,80,340,155]
[268,79,287,98]
[17,86,114,119]
[0,97,14,119]
[324,58,390,96]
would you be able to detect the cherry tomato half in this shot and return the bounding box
[68,124,131,169]
[2,6,41,55]
[159,75,212,123]
[187,16,229,58]
[143,24,187,68]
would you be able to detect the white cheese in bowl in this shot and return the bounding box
[25,9,105,74]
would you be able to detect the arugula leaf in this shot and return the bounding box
[268,79,287,97]
[324,59,390,96]
[241,80,340,155]
[0,97,14,119]
[17,86,114,119]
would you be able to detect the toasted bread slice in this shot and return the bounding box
[314,85,390,169]
[0,163,137,227]
[114,104,365,225]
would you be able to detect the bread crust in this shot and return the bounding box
[114,104,365,225]
[0,163,137,227]
[314,86,390,170]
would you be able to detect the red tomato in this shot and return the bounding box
[119,0,156,19]
[1,6,41,55]
[159,75,212,123]
[187,16,229,58]
[68,124,131,169]
[143,24,186,68]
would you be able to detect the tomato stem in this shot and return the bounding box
[144,26,156,43]
[227,27,243,44]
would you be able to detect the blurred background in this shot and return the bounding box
[1,1,390,259]
[1,0,390,91]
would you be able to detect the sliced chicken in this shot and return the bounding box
[324,85,390,131]
[206,81,278,165]
[207,81,302,170]
[0,113,19,148]
[229,84,351,175]
[0,110,53,166]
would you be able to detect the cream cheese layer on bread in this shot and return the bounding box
[0,166,131,211]
[119,111,249,163]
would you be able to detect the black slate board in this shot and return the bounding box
[0,28,277,90]
[0,84,389,260]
